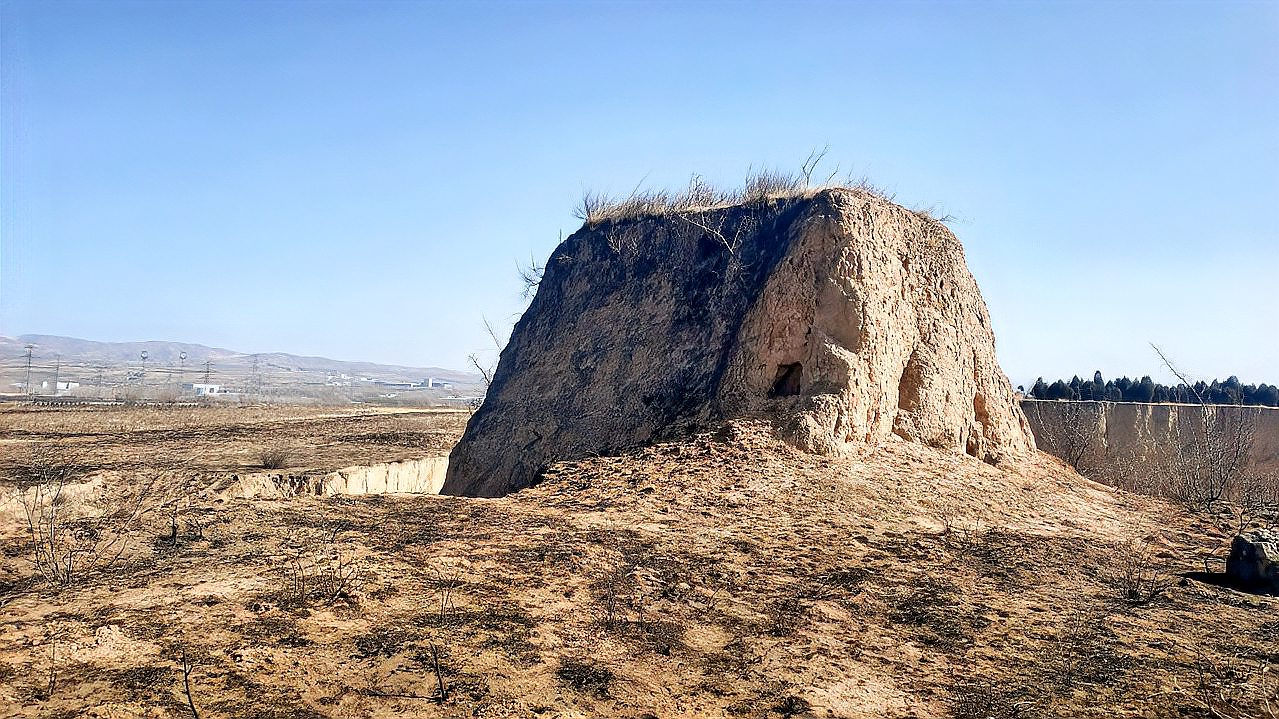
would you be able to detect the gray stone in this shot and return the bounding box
[1226,530,1279,593]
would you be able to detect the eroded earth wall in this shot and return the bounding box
[1023,399,1279,473]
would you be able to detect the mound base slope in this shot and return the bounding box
[3,421,1271,718]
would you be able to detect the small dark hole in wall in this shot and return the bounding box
[770,363,803,397]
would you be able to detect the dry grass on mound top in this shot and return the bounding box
[572,153,952,227]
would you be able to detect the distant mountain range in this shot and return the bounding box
[0,334,478,386]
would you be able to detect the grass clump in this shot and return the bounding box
[573,149,900,226]
[259,447,291,470]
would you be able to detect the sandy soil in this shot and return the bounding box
[0,409,1275,718]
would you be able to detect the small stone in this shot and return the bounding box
[1226,530,1279,593]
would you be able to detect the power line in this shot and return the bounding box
[250,355,261,399]
[23,344,34,397]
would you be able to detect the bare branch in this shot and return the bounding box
[675,212,737,254]
[466,316,506,394]
[467,353,494,390]
[517,254,545,299]
[180,648,200,719]
[46,640,56,699]
[429,641,448,702]
[1152,343,1205,404]
[800,145,829,187]
[482,317,503,351]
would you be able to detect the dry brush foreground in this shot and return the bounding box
[0,407,1275,718]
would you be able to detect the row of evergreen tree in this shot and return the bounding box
[1024,372,1279,407]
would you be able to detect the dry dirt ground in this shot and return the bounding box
[0,406,1275,718]
[0,405,467,473]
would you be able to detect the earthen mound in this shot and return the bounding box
[444,187,1034,497]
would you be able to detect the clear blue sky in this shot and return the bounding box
[2,0,1276,386]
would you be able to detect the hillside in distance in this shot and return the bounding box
[0,334,479,397]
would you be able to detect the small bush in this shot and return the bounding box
[931,500,989,555]
[592,561,638,631]
[771,696,812,718]
[1113,539,1172,606]
[259,447,291,470]
[352,628,412,659]
[1042,608,1132,693]
[1181,651,1279,719]
[274,527,363,608]
[887,576,984,650]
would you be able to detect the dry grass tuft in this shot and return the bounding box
[1112,539,1173,606]
[258,446,291,470]
[573,154,904,226]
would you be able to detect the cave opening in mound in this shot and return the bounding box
[770,363,803,397]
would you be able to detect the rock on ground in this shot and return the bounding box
[1227,530,1279,593]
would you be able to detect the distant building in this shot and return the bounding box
[186,383,222,396]
[439,395,482,405]
[40,380,80,394]
[374,381,419,390]
[425,377,453,389]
